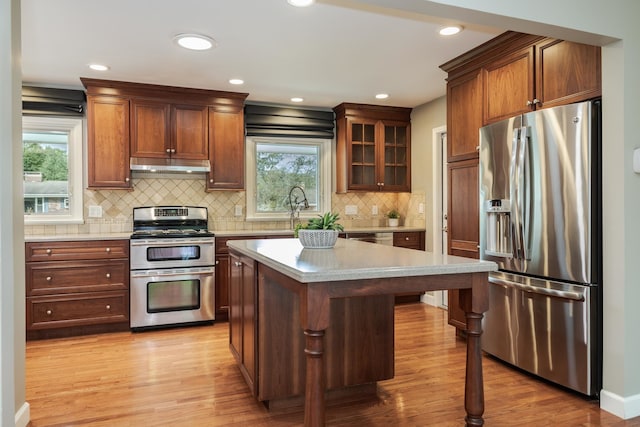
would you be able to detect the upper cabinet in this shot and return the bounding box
[334,103,412,193]
[81,78,248,190]
[483,38,601,124]
[85,95,131,189]
[447,69,483,162]
[130,101,209,160]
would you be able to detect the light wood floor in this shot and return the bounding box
[26,303,639,427]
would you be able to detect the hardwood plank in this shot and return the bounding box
[26,303,639,426]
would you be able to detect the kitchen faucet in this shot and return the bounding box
[288,185,309,229]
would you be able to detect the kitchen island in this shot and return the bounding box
[227,238,496,427]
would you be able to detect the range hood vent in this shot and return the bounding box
[130,157,211,174]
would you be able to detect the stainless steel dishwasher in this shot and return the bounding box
[345,232,393,245]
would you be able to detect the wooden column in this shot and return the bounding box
[304,329,326,427]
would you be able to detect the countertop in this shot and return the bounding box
[227,238,496,283]
[24,227,425,242]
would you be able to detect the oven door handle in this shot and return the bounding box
[130,238,215,247]
[131,267,215,277]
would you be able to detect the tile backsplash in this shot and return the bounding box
[24,176,425,235]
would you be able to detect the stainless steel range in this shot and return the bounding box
[129,206,215,330]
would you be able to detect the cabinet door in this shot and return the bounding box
[447,159,479,259]
[380,120,411,192]
[172,104,209,159]
[207,108,245,190]
[215,254,230,319]
[86,96,131,188]
[229,253,243,362]
[447,70,483,162]
[241,257,256,384]
[483,47,534,124]
[536,39,601,109]
[348,118,378,191]
[130,100,170,158]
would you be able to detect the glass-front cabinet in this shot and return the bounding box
[335,103,411,193]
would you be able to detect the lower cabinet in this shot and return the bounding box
[393,231,426,303]
[25,239,130,340]
[229,248,395,405]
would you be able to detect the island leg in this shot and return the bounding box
[464,311,485,427]
[304,329,326,427]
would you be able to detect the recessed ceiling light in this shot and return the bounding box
[229,79,244,85]
[291,97,304,103]
[174,33,216,51]
[375,93,389,100]
[88,64,109,71]
[439,26,463,36]
[287,0,315,7]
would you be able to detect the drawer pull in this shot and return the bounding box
[46,309,52,315]
[405,237,410,241]
[105,273,111,279]
[106,305,111,310]
[46,249,52,255]
[46,276,52,281]
[105,247,111,253]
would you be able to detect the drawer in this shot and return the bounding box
[26,291,129,330]
[393,232,423,250]
[215,235,290,255]
[25,239,129,262]
[26,260,129,296]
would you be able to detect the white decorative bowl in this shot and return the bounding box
[297,229,339,249]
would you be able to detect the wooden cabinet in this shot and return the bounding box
[25,239,130,340]
[440,31,601,332]
[81,78,248,190]
[229,247,394,405]
[228,250,257,394]
[131,100,208,160]
[484,38,601,124]
[207,107,245,190]
[85,95,131,189]
[215,234,290,320]
[447,70,483,162]
[393,231,426,304]
[334,103,412,193]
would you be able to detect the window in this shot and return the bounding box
[246,136,332,221]
[22,116,83,224]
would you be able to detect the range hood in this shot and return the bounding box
[130,157,211,174]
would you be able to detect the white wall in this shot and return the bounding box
[2,0,27,425]
[369,0,640,419]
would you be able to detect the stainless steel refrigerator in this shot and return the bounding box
[479,100,602,397]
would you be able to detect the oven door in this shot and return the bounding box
[130,237,215,270]
[130,266,215,329]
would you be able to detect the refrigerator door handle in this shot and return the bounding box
[509,128,521,259]
[489,276,586,302]
[519,126,531,260]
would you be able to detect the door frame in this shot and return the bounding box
[421,125,448,308]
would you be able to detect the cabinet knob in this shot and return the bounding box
[476,145,480,151]
[166,148,171,153]
[105,247,111,253]
[533,98,541,106]
[209,179,213,183]
[46,309,52,315]
[405,237,410,241]
[106,305,111,310]
[171,148,176,154]
[46,276,52,281]
[46,249,52,255]
[105,273,111,278]
[234,261,243,267]
[125,177,130,182]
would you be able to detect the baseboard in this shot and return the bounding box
[600,389,640,420]
[15,401,30,427]
[421,291,438,306]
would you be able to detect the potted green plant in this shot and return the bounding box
[294,212,344,248]
[387,209,400,227]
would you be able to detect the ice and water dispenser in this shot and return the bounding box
[484,199,511,257]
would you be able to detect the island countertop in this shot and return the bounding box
[227,237,497,283]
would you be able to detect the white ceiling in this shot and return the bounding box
[21,0,503,109]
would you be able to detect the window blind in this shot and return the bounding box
[22,86,86,117]
[245,104,334,139]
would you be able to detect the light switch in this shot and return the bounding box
[234,205,243,217]
[372,205,378,215]
[345,205,358,215]
[88,205,102,218]
[634,148,640,173]
[418,203,425,214]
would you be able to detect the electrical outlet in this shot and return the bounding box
[345,205,358,215]
[234,205,243,217]
[372,205,378,215]
[418,203,424,214]
[88,205,102,218]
